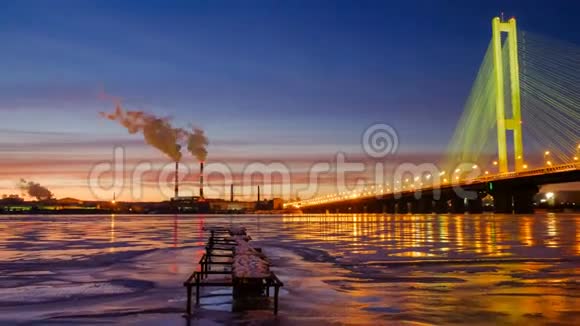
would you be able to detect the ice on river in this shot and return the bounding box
[0,213,578,325]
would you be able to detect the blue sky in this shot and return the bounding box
[1,0,579,200]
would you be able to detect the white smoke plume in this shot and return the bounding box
[187,128,209,162]
[101,105,186,161]
[20,179,53,201]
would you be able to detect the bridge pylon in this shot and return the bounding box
[492,16,524,173]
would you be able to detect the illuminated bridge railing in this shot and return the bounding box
[285,162,580,208]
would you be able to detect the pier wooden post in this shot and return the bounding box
[195,274,200,304]
[274,286,280,315]
[186,285,192,315]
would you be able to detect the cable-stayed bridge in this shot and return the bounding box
[286,17,580,214]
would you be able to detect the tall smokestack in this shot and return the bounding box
[230,184,234,202]
[199,161,204,198]
[174,161,179,199]
[257,185,260,202]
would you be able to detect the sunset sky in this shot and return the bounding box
[1,1,579,201]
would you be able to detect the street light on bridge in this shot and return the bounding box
[491,160,499,174]
[453,168,462,182]
[544,151,552,166]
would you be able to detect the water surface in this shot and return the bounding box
[0,213,578,325]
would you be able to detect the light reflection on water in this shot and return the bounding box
[0,214,205,262]
[0,213,578,262]
[279,213,579,259]
[0,213,578,324]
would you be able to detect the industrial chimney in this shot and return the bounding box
[230,184,234,202]
[174,161,179,199]
[199,161,204,198]
[257,185,260,202]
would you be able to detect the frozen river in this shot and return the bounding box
[0,213,578,325]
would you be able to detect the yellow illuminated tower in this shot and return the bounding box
[492,16,524,173]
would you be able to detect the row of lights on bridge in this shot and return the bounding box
[543,146,580,166]
[287,145,579,207]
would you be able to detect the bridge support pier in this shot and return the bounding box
[411,197,433,214]
[433,200,449,214]
[466,198,483,213]
[449,197,465,214]
[492,186,512,214]
[382,200,395,214]
[513,185,539,214]
[368,200,384,213]
[395,200,409,214]
[409,200,417,214]
[492,183,538,214]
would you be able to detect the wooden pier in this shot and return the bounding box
[183,226,284,315]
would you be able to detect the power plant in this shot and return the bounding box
[170,167,284,213]
[101,101,284,213]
